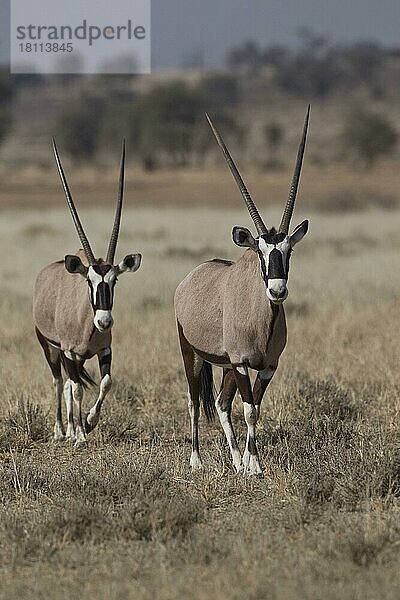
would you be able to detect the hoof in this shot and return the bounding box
[74,439,88,450]
[190,453,203,472]
[85,411,99,434]
[242,452,263,476]
[53,423,65,443]
[232,450,243,473]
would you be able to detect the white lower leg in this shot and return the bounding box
[86,374,112,432]
[242,402,262,475]
[215,393,242,472]
[53,376,65,441]
[64,380,75,440]
[71,381,86,448]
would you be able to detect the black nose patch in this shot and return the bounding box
[96,282,112,310]
[268,248,285,279]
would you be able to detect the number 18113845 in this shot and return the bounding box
[18,43,74,53]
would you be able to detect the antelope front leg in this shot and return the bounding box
[71,380,87,448]
[53,375,65,442]
[215,369,242,472]
[85,348,112,433]
[253,366,277,421]
[64,379,75,441]
[233,365,262,476]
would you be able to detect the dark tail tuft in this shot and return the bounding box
[60,353,96,389]
[199,362,216,422]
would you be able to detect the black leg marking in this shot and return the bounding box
[98,347,112,378]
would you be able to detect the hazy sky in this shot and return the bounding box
[1,0,399,70]
[152,0,400,68]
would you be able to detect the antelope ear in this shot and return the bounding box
[289,220,309,246]
[117,253,142,274]
[232,226,257,251]
[65,255,88,276]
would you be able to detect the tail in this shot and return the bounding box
[60,353,96,389]
[199,362,216,422]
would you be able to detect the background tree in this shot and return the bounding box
[342,109,398,167]
[121,80,240,169]
[0,69,14,152]
[264,121,284,168]
[226,40,264,72]
[55,96,105,161]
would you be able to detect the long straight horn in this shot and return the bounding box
[52,138,96,265]
[106,139,126,265]
[279,105,310,234]
[205,113,267,236]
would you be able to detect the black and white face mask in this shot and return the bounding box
[232,220,309,304]
[64,253,142,332]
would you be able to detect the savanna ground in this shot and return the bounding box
[0,170,400,599]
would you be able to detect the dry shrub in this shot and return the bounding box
[0,397,49,451]
[265,374,399,510]
[0,459,203,566]
[315,188,398,213]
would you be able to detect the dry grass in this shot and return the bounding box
[0,198,399,599]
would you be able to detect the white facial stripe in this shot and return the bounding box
[103,270,117,285]
[88,267,103,303]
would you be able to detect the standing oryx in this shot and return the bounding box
[33,140,142,448]
[174,107,310,475]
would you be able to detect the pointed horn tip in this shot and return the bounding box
[205,112,217,132]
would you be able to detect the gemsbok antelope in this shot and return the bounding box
[174,107,310,475]
[33,140,142,448]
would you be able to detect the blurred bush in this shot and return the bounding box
[55,96,106,161]
[56,79,241,169]
[0,69,14,151]
[227,29,392,100]
[342,109,398,167]
[263,120,285,169]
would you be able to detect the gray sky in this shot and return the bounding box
[151,0,400,68]
[1,0,400,70]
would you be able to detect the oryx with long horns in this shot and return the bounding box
[174,107,310,474]
[33,140,142,448]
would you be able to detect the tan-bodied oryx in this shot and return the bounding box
[33,140,142,448]
[174,107,310,475]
